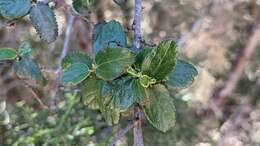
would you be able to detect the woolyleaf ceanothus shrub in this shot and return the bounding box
[59,20,198,132]
[0,0,58,43]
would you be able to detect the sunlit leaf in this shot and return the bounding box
[142,40,177,80]
[30,2,58,43]
[0,0,31,20]
[0,48,18,61]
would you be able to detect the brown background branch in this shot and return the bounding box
[213,21,260,107]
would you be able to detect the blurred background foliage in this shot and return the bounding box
[0,0,260,146]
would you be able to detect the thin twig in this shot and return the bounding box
[23,81,49,109]
[133,105,144,146]
[132,0,142,51]
[56,13,75,74]
[132,0,144,145]
[109,120,138,146]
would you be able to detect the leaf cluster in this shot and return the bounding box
[60,20,198,132]
[0,41,46,85]
[0,0,58,43]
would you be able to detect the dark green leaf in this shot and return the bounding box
[110,77,145,109]
[0,0,31,20]
[132,79,145,104]
[62,52,92,69]
[142,40,177,80]
[13,57,46,85]
[142,84,176,132]
[135,47,153,69]
[95,48,135,80]
[18,41,33,57]
[72,0,93,16]
[167,59,198,88]
[111,77,134,109]
[92,20,127,54]
[30,2,58,43]
[60,63,90,85]
[0,48,17,61]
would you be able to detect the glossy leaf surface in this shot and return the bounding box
[142,40,177,80]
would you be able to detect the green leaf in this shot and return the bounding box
[62,52,92,69]
[18,41,33,57]
[95,48,135,81]
[92,20,127,54]
[60,63,90,85]
[80,76,121,125]
[100,104,121,125]
[30,2,58,43]
[131,79,145,104]
[72,0,93,16]
[135,47,153,69]
[139,74,156,88]
[0,48,17,61]
[0,0,31,20]
[13,57,46,85]
[81,76,103,109]
[110,77,146,109]
[142,84,176,132]
[111,77,134,109]
[167,59,198,88]
[142,40,177,80]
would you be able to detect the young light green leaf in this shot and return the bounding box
[13,57,46,85]
[142,40,177,80]
[142,84,176,132]
[95,48,135,81]
[167,59,198,88]
[62,52,92,69]
[92,20,127,54]
[60,63,90,86]
[0,48,18,61]
[18,41,33,57]
[30,2,58,43]
[0,0,31,20]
